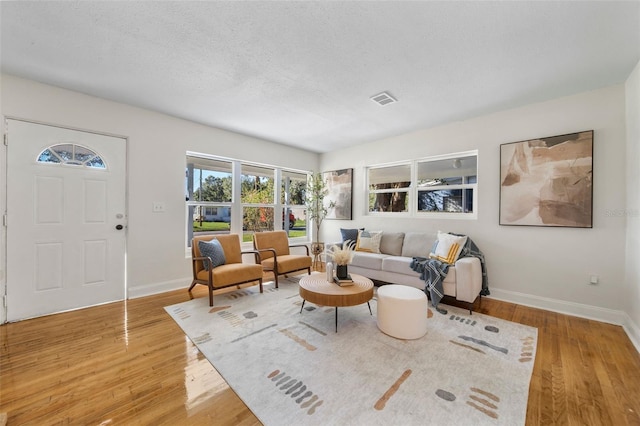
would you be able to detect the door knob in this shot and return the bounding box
[115,224,124,230]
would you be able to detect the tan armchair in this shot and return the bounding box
[253,230,312,287]
[190,234,264,306]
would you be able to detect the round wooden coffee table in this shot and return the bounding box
[299,273,374,332]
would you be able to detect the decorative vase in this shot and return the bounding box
[326,262,333,282]
[336,264,349,280]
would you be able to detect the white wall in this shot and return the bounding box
[0,74,318,306]
[1,73,636,336]
[321,84,628,324]
[625,60,640,350]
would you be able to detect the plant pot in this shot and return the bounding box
[311,242,325,255]
[336,264,349,280]
[311,242,324,271]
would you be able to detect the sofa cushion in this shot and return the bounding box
[356,230,383,253]
[381,256,414,275]
[442,279,456,297]
[261,254,312,273]
[197,263,263,288]
[380,256,457,280]
[350,252,387,270]
[401,232,433,258]
[379,232,405,256]
[433,231,467,264]
[443,265,456,283]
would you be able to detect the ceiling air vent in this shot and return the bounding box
[370,91,397,106]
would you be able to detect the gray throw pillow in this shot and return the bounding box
[198,239,226,271]
[379,232,405,256]
[401,232,434,258]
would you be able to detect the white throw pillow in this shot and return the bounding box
[431,231,467,264]
[355,230,383,253]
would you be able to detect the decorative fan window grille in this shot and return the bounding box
[37,144,106,169]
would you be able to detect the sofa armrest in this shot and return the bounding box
[454,257,482,303]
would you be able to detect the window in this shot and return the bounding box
[241,164,275,239]
[37,144,106,169]
[186,156,233,242]
[186,153,308,247]
[281,170,307,238]
[366,151,478,218]
[417,155,477,214]
[368,163,411,213]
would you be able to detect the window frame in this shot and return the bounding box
[366,150,478,220]
[186,152,310,251]
[366,161,412,215]
[281,170,308,234]
[37,143,107,169]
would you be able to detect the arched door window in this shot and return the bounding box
[37,143,106,169]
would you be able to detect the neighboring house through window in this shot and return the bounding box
[186,153,308,248]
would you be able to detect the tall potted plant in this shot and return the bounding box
[306,172,334,268]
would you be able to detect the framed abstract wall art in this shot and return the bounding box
[499,130,593,228]
[323,168,353,220]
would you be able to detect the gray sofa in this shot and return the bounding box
[343,231,483,310]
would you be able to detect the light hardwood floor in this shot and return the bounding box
[2,274,640,425]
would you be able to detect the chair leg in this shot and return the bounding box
[259,278,263,293]
[273,264,279,288]
[208,283,214,307]
[188,280,197,292]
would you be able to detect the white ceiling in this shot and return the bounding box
[1,1,639,153]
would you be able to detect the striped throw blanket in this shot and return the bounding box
[410,235,489,314]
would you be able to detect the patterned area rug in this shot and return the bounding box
[165,274,537,425]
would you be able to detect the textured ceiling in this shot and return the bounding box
[1,1,639,153]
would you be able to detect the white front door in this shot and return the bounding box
[6,119,127,321]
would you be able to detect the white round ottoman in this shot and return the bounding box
[377,285,428,339]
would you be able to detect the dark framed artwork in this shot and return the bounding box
[499,130,593,228]
[323,168,353,220]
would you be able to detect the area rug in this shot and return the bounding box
[165,274,537,425]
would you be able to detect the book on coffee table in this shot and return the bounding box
[333,275,354,286]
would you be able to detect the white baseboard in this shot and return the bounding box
[487,287,626,326]
[127,277,189,299]
[487,287,640,355]
[622,313,640,355]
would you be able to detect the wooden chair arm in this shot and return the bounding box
[289,243,310,256]
[193,255,213,269]
[241,249,262,264]
[255,248,277,262]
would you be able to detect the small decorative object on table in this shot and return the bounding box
[333,274,354,286]
[327,241,355,284]
[336,264,348,278]
[326,261,334,282]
